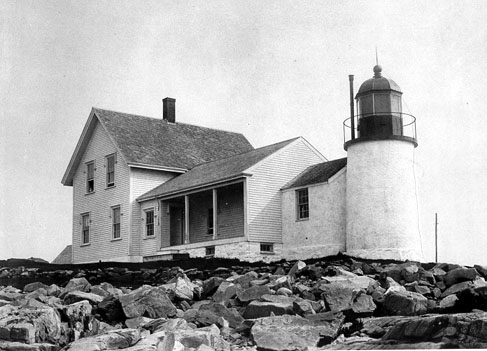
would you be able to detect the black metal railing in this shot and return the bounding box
[343,112,417,146]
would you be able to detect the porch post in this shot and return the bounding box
[184,195,190,244]
[212,188,218,240]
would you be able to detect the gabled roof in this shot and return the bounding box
[283,157,347,189]
[62,108,253,186]
[138,138,300,201]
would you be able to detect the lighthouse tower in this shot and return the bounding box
[344,65,423,261]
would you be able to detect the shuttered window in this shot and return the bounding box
[296,188,309,220]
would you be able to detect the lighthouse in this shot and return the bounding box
[344,65,423,261]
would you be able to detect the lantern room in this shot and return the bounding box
[343,65,417,150]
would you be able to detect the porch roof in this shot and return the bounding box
[138,137,299,201]
[282,157,347,189]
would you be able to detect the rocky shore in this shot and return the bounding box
[1,255,487,350]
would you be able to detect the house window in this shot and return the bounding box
[296,188,309,220]
[112,206,121,239]
[106,154,115,187]
[86,161,95,193]
[145,209,154,237]
[207,208,213,235]
[206,246,215,256]
[81,213,90,245]
[260,243,274,253]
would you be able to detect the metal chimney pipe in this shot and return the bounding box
[349,75,355,140]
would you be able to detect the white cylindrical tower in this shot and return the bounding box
[344,66,423,261]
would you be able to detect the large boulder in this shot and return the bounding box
[237,285,272,302]
[64,328,141,351]
[444,267,477,287]
[60,278,91,298]
[119,285,176,319]
[251,314,344,350]
[0,306,61,344]
[243,300,294,319]
[95,296,125,324]
[199,303,243,329]
[63,291,104,305]
[383,290,428,316]
[319,283,354,312]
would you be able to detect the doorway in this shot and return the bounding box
[170,205,185,246]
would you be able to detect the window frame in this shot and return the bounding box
[112,206,121,240]
[207,208,214,235]
[81,213,90,245]
[86,161,95,194]
[260,243,274,253]
[296,188,309,220]
[106,153,116,188]
[145,208,155,237]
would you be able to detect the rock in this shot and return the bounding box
[23,282,49,293]
[199,303,243,328]
[63,291,104,305]
[474,264,487,279]
[276,287,292,296]
[251,314,343,350]
[0,286,23,302]
[64,328,141,350]
[125,316,153,329]
[243,300,295,319]
[293,298,316,315]
[119,285,176,319]
[46,284,62,297]
[211,281,241,304]
[319,283,354,312]
[288,260,306,278]
[0,340,59,350]
[0,306,61,344]
[96,296,125,324]
[441,281,473,298]
[401,263,420,283]
[439,294,458,310]
[444,267,477,287]
[381,311,487,346]
[237,285,272,302]
[173,324,228,350]
[61,278,91,298]
[202,277,224,297]
[165,273,196,301]
[383,290,428,316]
[352,292,376,315]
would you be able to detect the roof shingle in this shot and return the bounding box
[138,138,300,200]
[283,157,347,189]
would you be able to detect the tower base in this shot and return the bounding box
[345,248,424,262]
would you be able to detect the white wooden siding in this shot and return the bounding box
[130,168,175,257]
[72,121,130,263]
[246,138,324,243]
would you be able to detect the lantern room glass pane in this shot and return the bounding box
[374,94,391,114]
[358,95,373,117]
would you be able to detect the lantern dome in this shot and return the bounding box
[356,65,402,98]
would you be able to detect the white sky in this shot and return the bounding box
[1,0,487,265]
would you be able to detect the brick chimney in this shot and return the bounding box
[163,97,176,123]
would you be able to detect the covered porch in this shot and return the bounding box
[158,181,246,250]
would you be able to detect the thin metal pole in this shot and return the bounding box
[435,213,438,263]
[349,75,355,140]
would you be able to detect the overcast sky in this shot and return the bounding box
[1,1,487,265]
